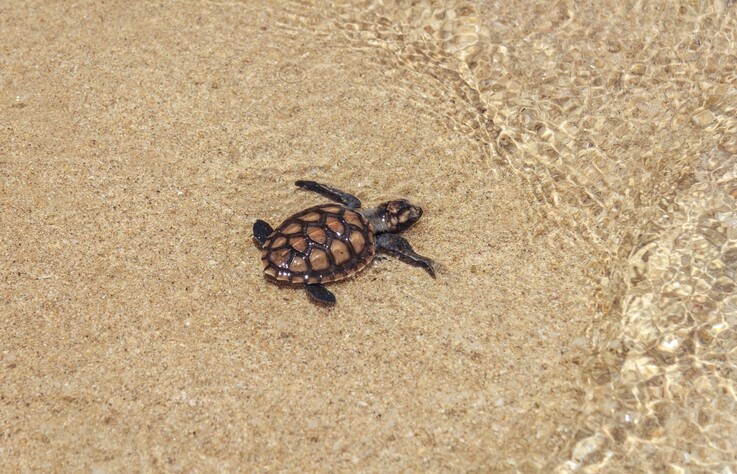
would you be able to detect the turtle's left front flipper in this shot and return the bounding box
[375,233,436,278]
[295,180,362,209]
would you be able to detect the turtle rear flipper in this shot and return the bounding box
[306,283,336,305]
[253,220,273,247]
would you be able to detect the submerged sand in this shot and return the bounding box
[2,1,736,472]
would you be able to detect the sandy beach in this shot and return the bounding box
[2,1,736,471]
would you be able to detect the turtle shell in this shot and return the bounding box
[261,204,375,284]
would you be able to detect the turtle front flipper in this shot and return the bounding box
[295,180,362,209]
[375,233,436,278]
[305,283,337,305]
[253,219,274,247]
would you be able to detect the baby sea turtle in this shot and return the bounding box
[253,180,435,304]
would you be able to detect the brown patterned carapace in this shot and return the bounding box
[261,204,375,284]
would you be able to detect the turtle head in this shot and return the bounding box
[369,200,423,233]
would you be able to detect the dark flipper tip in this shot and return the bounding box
[425,262,437,279]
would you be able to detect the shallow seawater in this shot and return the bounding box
[1,0,736,472]
[283,1,737,471]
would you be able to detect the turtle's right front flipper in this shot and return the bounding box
[295,180,362,209]
[375,233,436,278]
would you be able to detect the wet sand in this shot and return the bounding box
[2,1,736,472]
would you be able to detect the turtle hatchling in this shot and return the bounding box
[253,180,436,304]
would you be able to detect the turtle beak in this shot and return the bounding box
[401,204,422,229]
[382,200,423,232]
